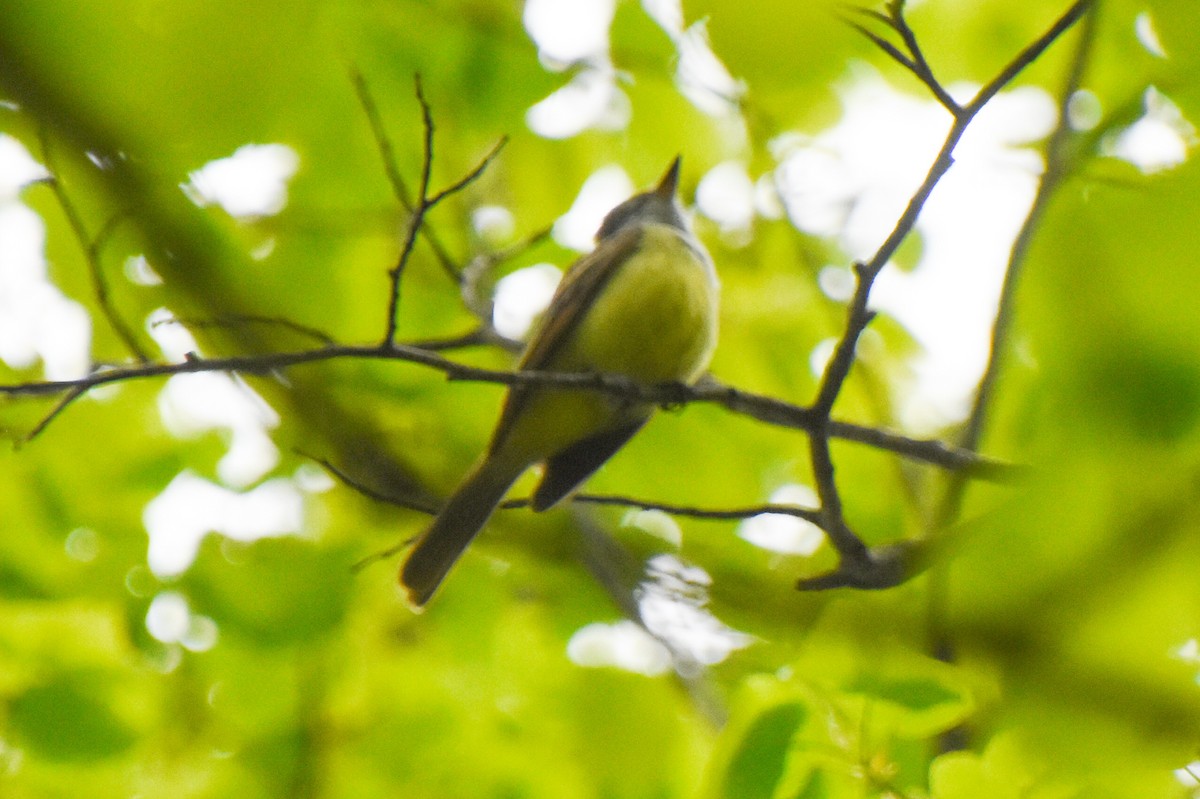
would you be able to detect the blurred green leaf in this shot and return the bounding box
[9,677,136,762]
[721,701,807,799]
[1,0,1197,797]
[183,538,355,647]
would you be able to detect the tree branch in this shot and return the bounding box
[37,128,149,362]
[0,340,1020,477]
[962,0,1093,117]
[380,76,505,347]
[349,67,459,280]
[844,3,960,113]
[798,1,1091,591]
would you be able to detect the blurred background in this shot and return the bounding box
[2,0,1200,796]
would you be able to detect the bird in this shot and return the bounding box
[399,156,719,608]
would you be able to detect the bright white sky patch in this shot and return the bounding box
[697,160,755,233]
[141,309,309,579]
[145,306,197,360]
[1106,86,1195,174]
[1134,11,1167,58]
[637,554,754,669]
[471,204,516,245]
[524,0,745,139]
[817,265,856,302]
[143,471,305,577]
[553,165,634,251]
[1067,89,1103,132]
[673,19,746,118]
[185,143,299,218]
[147,309,281,487]
[641,0,682,34]
[737,484,825,555]
[157,371,281,487]
[809,337,837,379]
[1175,761,1200,788]
[1172,637,1200,686]
[567,620,673,676]
[622,508,683,548]
[0,135,47,200]
[492,263,561,340]
[146,591,191,643]
[524,0,614,66]
[0,135,91,380]
[523,0,629,139]
[778,67,1058,430]
[526,69,630,140]
[124,253,164,286]
[145,590,219,652]
[640,0,744,121]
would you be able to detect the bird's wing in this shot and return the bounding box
[530,417,648,511]
[520,225,642,371]
[490,225,643,449]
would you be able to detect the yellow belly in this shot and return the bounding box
[499,223,718,463]
[566,224,718,382]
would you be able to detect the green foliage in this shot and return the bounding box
[2,0,1199,797]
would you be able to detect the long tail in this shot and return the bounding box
[399,452,527,608]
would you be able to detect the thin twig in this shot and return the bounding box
[490,224,555,265]
[344,467,826,573]
[962,0,1092,116]
[349,67,413,209]
[38,129,150,362]
[427,137,508,207]
[21,385,88,445]
[305,453,440,514]
[156,314,338,346]
[382,76,434,346]
[349,67,460,279]
[381,77,506,347]
[843,4,959,112]
[574,493,825,524]
[848,21,919,73]
[894,10,959,113]
[404,325,522,353]
[460,223,555,324]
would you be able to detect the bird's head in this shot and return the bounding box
[595,156,687,242]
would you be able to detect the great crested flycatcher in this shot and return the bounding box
[400,157,719,607]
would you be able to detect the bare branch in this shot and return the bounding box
[304,453,440,515]
[382,76,433,346]
[336,447,826,573]
[157,314,337,347]
[847,20,918,73]
[0,341,1019,478]
[892,7,960,113]
[427,136,507,208]
[572,493,825,525]
[799,1,1091,591]
[381,78,506,348]
[348,67,413,210]
[21,385,88,445]
[404,325,523,354]
[964,0,1092,115]
[349,67,459,279]
[37,129,150,362]
[460,223,554,325]
[843,4,959,112]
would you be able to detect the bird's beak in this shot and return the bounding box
[655,156,682,200]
